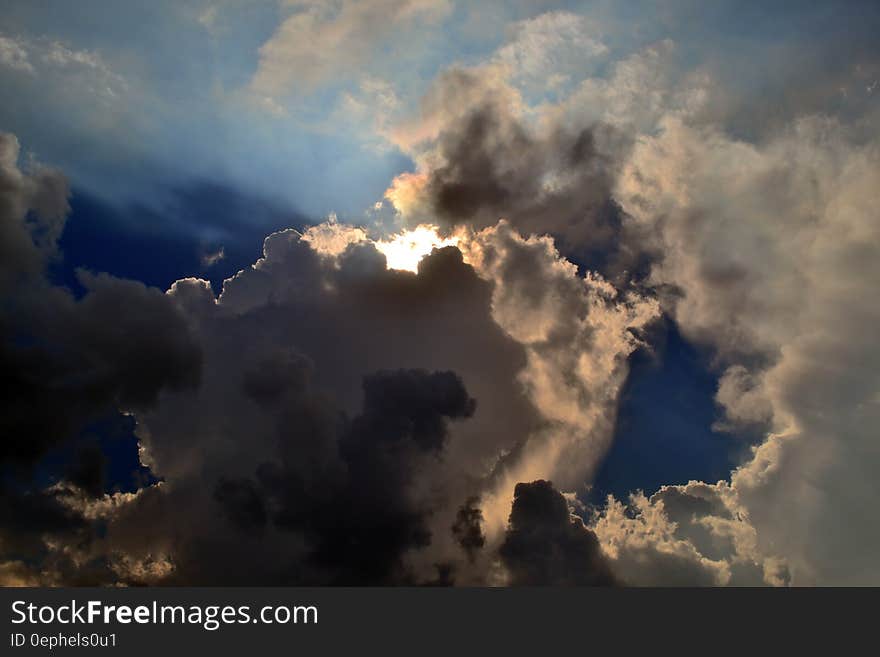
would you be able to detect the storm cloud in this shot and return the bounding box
[2,1,879,588]
[384,66,630,256]
[0,141,656,584]
[0,133,201,583]
[500,480,615,586]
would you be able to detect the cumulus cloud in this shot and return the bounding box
[0,133,199,466]
[609,110,880,585]
[94,216,652,585]
[6,4,879,587]
[379,36,709,266]
[383,66,629,253]
[459,221,658,539]
[499,480,615,586]
[92,230,532,584]
[0,158,658,584]
[362,15,880,585]
[591,482,788,586]
[360,11,880,586]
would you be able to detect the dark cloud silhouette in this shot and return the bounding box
[393,68,634,261]
[188,367,478,585]
[0,482,88,562]
[0,133,201,470]
[349,369,477,453]
[0,133,202,581]
[81,230,552,586]
[428,106,623,254]
[500,480,616,586]
[214,477,268,533]
[452,497,485,562]
[64,445,108,499]
[0,270,202,466]
[271,369,476,584]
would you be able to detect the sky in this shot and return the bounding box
[1,0,879,586]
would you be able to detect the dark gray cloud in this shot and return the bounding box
[0,269,201,467]
[64,445,108,499]
[412,68,628,256]
[0,133,202,582]
[452,497,486,562]
[79,211,653,586]
[499,480,616,586]
[81,230,555,586]
[1,132,201,466]
[255,368,477,584]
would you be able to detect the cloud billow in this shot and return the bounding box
[4,2,878,588]
[1,132,655,584]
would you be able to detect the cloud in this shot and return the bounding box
[380,38,708,263]
[460,221,658,538]
[611,112,880,584]
[300,214,368,255]
[499,480,616,586]
[0,132,69,290]
[91,229,537,584]
[0,33,125,95]
[1,132,198,470]
[591,482,788,586]
[0,132,202,583]
[226,366,477,584]
[384,66,630,253]
[365,17,880,586]
[0,35,34,73]
[0,196,656,585]
[331,76,404,150]
[7,3,878,587]
[373,25,880,585]
[1,268,202,466]
[549,39,707,135]
[451,497,485,562]
[200,246,226,268]
[249,0,451,108]
[492,11,607,96]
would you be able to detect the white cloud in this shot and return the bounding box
[0,35,34,73]
[39,216,656,585]
[614,113,880,584]
[591,482,789,586]
[249,0,451,107]
[376,22,880,584]
[458,221,659,538]
[0,33,126,98]
[493,11,607,95]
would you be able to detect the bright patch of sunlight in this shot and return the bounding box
[375,225,459,273]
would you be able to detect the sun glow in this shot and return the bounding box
[375,224,460,273]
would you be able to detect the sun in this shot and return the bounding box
[374,225,460,273]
